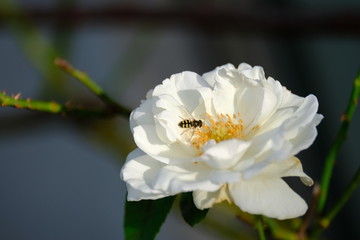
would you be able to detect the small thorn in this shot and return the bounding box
[14,93,21,100]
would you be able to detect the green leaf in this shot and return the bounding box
[180,192,209,226]
[124,196,175,240]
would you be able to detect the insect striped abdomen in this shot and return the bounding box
[178,119,202,128]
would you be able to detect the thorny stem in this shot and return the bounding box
[54,58,131,117]
[0,58,132,117]
[310,167,360,240]
[0,92,113,117]
[320,166,360,229]
[318,70,360,213]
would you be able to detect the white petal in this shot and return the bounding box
[239,65,266,81]
[177,88,208,116]
[121,149,238,200]
[193,185,231,210]
[263,77,285,101]
[241,127,292,179]
[202,139,251,170]
[152,71,211,110]
[126,184,169,201]
[212,74,237,115]
[237,63,252,71]
[283,95,323,154]
[154,84,211,119]
[145,89,154,99]
[255,105,297,136]
[279,86,305,109]
[235,86,279,130]
[130,97,155,132]
[289,115,322,155]
[211,66,261,115]
[152,95,187,144]
[133,125,193,164]
[150,159,241,196]
[283,95,321,139]
[155,110,179,143]
[151,163,222,194]
[260,156,313,186]
[173,71,211,91]
[202,63,235,87]
[208,170,241,184]
[193,189,221,210]
[258,87,279,121]
[121,149,169,200]
[229,178,308,220]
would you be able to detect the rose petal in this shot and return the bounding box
[202,139,251,170]
[202,63,236,87]
[193,189,221,210]
[151,163,222,194]
[241,127,292,179]
[212,74,237,115]
[130,97,155,132]
[256,156,313,186]
[152,71,210,108]
[239,65,266,81]
[133,125,193,164]
[289,115,322,155]
[283,95,321,139]
[155,110,180,143]
[229,177,308,220]
[235,86,279,130]
[237,63,252,71]
[126,184,169,201]
[193,185,231,210]
[121,149,169,200]
[152,95,187,144]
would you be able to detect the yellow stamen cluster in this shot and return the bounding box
[191,113,244,150]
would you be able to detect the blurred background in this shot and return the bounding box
[0,0,359,239]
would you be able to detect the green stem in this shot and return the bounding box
[319,166,360,228]
[55,58,131,117]
[318,70,360,213]
[256,216,266,240]
[262,217,297,240]
[236,210,257,226]
[0,92,112,117]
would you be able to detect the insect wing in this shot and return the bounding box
[177,105,195,121]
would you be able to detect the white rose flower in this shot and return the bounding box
[121,63,323,220]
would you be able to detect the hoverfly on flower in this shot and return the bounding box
[178,118,203,129]
[177,105,204,141]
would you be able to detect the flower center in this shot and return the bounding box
[191,113,244,150]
